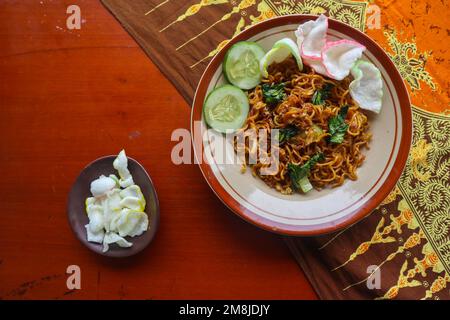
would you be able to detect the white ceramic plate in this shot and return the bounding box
[191,15,412,235]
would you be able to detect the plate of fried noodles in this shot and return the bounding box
[192,15,412,235]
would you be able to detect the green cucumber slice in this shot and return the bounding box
[260,38,303,78]
[223,41,266,90]
[203,85,249,133]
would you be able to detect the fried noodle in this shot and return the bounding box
[234,57,372,195]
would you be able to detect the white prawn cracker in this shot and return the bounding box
[322,40,366,81]
[84,150,149,252]
[303,56,328,76]
[295,14,328,59]
[349,60,384,113]
[295,15,366,81]
[114,208,149,238]
[120,185,146,208]
[85,224,105,244]
[90,175,116,197]
[113,149,135,188]
[102,232,133,252]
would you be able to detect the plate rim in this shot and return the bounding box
[191,14,412,236]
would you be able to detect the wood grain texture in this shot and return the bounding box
[0,0,316,299]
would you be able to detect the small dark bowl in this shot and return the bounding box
[67,156,160,257]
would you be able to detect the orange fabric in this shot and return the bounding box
[365,0,449,114]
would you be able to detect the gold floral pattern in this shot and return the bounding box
[159,0,229,32]
[174,0,257,52]
[190,1,276,68]
[422,273,450,300]
[334,106,450,299]
[266,0,368,31]
[398,107,450,272]
[377,243,448,300]
[384,29,436,92]
[156,0,369,67]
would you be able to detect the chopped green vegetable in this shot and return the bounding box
[262,83,286,106]
[311,83,334,105]
[288,153,324,193]
[277,126,298,144]
[328,105,349,144]
[310,124,324,144]
[312,124,324,135]
[297,176,313,193]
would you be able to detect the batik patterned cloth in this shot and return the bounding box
[101,0,449,299]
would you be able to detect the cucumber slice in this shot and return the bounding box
[223,41,266,90]
[260,38,303,78]
[203,85,249,133]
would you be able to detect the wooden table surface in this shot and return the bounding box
[0,1,316,299]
